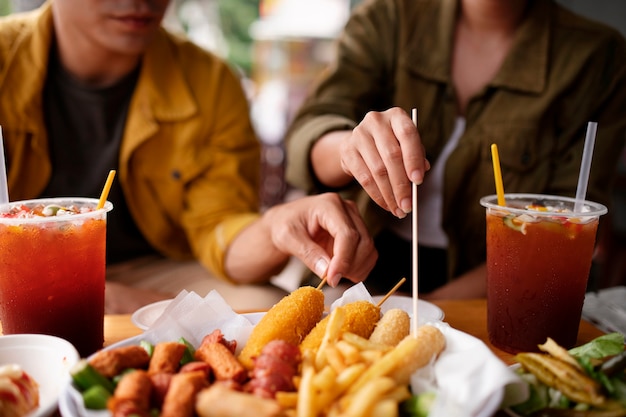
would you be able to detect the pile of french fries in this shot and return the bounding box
[275,307,442,417]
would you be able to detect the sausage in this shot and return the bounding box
[238,286,324,369]
[246,340,301,398]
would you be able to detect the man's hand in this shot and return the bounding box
[260,193,377,287]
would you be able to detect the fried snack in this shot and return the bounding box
[195,383,284,417]
[107,369,152,416]
[148,341,187,374]
[350,324,446,392]
[161,370,208,417]
[368,308,410,347]
[0,364,39,417]
[195,342,247,383]
[515,352,605,406]
[238,286,325,369]
[89,345,151,378]
[300,300,381,354]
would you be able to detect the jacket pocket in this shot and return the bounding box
[479,124,541,173]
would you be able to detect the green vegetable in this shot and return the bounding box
[401,392,436,417]
[569,333,625,360]
[179,336,196,365]
[70,359,115,393]
[140,340,154,357]
[82,385,111,409]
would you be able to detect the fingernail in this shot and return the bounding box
[400,198,412,213]
[315,258,329,277]
[330,274,342,287]
[410,170,423,185]
[395,208,407,219]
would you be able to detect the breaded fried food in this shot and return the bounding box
[238,286,324,369]
[369,308,410,347]
[89,345,151,378]
[389,325,446,384]
[300,300,381,354]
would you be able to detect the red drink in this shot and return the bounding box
[0,198,112,356]
[481,194,606,354]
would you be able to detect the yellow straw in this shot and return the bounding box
[97,170,116,210]
[490,144,506,206]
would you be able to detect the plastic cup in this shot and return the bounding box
[480,193,607,353]
[0,198,113,356]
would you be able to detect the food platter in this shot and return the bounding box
[60,303,524,417]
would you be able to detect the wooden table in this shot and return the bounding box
[103,298,605,365]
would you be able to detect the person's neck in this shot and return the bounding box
[459,0,528,35]
[52,28,141,89]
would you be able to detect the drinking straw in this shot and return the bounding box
[97,170,116,210]
[574,122,598,213]
[490,144,506,206]
[411,108,419,336]
[0,126,8,205]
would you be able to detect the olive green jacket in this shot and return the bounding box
[285,0,626,280]
[0,3,261,282]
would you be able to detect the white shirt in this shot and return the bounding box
[390,116,466,248]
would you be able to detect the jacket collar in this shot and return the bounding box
[0,2,54,133]
[406,0,550,94]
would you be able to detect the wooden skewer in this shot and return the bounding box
[316,276,327,290]
[411,108,419,336]
[376,277,407,308]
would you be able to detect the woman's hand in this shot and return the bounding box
[313,108,430,218]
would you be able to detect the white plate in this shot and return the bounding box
[0,334,80,417]
[131,295,445,331]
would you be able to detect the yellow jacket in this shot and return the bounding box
[0,3,261,282]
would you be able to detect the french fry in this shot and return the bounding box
[340,377,396,417]
[297,360,316,417]
[315,307,346,369]
[370,399,399,417]
[275,391,298,409]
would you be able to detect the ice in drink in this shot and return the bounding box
[0,198,112,356]
[480,194,607,354]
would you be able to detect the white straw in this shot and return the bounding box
[411,108,419,337]
[574,121,598,213]
[0,126,8,205]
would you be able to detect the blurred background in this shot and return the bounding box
[2,0,625,288]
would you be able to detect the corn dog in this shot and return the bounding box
[300,300,381,354]
[369,308,410,347]
[238,285,325,369]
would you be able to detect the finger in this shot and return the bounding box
[390,110,429,185]
[341,132,391,212]
[352,117,404,217]
[327,200,377,286]
[385,111,425,212]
